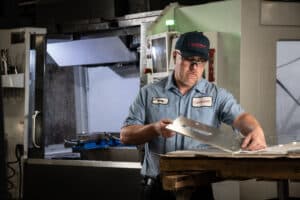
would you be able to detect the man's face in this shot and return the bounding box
[174,51,207,88]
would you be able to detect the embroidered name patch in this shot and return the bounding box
[152,97,169,105]
[192,97,212,107]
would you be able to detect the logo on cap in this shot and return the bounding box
[189,42,207,48]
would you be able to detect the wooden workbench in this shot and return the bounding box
[160,150,300,200]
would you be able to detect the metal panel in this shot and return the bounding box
[26,159,141,169]
[166,116,243,152]
[261,1,300,26]
[47,37,137,67]
[26,49,37,151]
[23,160,141,200]
[26,37,46,153]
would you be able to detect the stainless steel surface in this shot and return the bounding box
[119,10,162,20]
[24,157,142,200]
[26,158,141,169]
[118,16,160,27]
[47,37,137,67]
[118,10,162,27]
[166,116,243,153]
[73,67,89,133]
[27,49,37,151]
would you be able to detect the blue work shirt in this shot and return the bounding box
[123,73,244,177]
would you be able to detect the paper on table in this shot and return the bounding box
[165,142,300,158]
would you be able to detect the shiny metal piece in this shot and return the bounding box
[166,116,243,153]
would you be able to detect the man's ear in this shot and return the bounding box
[173,51,177,64]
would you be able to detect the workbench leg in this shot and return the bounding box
[175,188,193,200]
[277,180,289,200]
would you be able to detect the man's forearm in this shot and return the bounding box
[120,124,159,145]
[233,113,260,136]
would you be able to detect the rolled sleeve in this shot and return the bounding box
[122,88,146,127]
[217,88,244,125]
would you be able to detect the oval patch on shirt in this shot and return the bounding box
[152,97,169,105]
[192,97,212,107]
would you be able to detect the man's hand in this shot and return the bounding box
[154,119,175,138]
[241,126,267,151]
[234,113,267,151]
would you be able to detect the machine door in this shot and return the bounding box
[27,34,46,158]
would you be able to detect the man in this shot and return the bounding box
[120,31,267,200]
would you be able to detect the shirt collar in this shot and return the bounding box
[165,72,208,94]
[165,72,177,90]
[194,79,208,94]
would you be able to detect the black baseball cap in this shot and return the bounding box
[175,31,210,61]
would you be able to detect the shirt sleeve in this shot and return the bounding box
[122,88,146,127]
[216,88,244,125]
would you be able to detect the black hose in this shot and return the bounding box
[6,144,23,200]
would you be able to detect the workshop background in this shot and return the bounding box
[1,0,300,200]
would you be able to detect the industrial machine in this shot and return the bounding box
[0,16,220,200]
[1,27,142,200]
[1,11,162,200]
[0,27,46,199]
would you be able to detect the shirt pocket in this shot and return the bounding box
[190,106,218,126]
[146,103,177,122]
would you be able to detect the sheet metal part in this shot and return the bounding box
[166,116,243,153]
